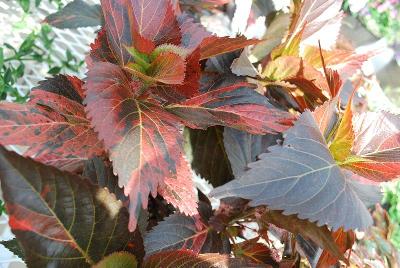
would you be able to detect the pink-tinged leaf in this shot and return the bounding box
[200,36,261,60]
[166,83,295,135]
[85,62,197,231]
[178,14,211,51]
[211,108,381,231]
[344,111,400,181]
[0,75,104,171]
[130,0,181,46]
[290,0,343,48]
[304,46,371,81]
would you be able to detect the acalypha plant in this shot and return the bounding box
[0,0,398,267]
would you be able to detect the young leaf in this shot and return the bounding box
[143,250,265,268]
[211,107,381,231]
[94,252,137,268]
[0,75,104,171]
[344,111,400,181]
[329,99,354,163]
[166,82,294,135]
[85,62,197,231]
[44,0,102,29]
[0,147,134,267]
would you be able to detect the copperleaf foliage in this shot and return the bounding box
[0,147,134,267]
[211,103,382,231]
[143,250,266,268]
[0,75,104,171]
[94,252,138,268]
[44,0,102,29]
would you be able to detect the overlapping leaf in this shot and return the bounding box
[289,0,343,48]
[211,106,381,231]
[143,250,265,268]
[344,111,400,181]
[166,82,294,135]
[85,62,197,231]
[0,75,103,171]
[0,147,133,267]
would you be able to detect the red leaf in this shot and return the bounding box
[130,0,181,46]
[147,52,186,84]
[0,147,134,267]
[0,75,104,171]
[143,250,266,268]
[178,14,211,51]
[317,228,355,267]
[85,62,197,231]
[200,36,261,60]
[344,111,400,181]
[166,83,295,134]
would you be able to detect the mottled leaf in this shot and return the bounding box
[166,83,294,135]
[344,111,400,181]
[85,62,197,231]
[44,0,102,29]
[0,147,133,267]
[211,109,381,231]
[0,75,104,171]
[143,250,266,268]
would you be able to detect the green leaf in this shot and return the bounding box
[19,33,36,55]
[18,0,30,13]
[0,147,134,267]
[94,252,137,268]
[0,47,4,69]
[0,239,25,260]
[48,66,62,75]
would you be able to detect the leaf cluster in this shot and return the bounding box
[0,0,399,267]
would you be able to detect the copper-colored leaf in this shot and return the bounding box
[0,75,104,171]
[85,62,197,231]
[211,108,381,231]
[94,252,138,268]
[200,36,261,60]
[166,83,294,135]
[317,228,355,267]
[143,250,266,268]
[344,111,400,181]
[147,52,186,84]
[0,147,134,267]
